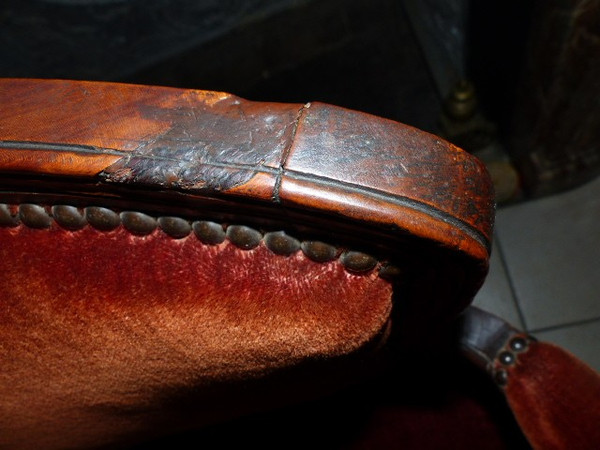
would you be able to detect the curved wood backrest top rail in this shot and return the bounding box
[0,78,495,263]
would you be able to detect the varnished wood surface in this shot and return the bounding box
[0,78,494,263]
[0,78,496,448]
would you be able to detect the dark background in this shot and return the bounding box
[0,0,533,136]
[1,0,598,196]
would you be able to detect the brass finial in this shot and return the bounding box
[444,79,477,121]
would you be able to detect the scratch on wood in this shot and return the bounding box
[273,102,311,203]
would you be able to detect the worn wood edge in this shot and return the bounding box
[0,77,494,264]
[0,142,124,177]
[0,140,491,263]
[278,173,491,262]
[285,101,495,242]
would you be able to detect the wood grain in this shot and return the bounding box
[0,78,493,264]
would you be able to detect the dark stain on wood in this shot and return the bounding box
[0,78,494,266]
[100,95,302,194]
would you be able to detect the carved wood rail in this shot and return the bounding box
[0,78,495,448]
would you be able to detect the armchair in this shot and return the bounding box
[0,78,597,449]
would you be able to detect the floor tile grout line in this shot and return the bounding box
[493,234,529,331]
[529,316,600,334]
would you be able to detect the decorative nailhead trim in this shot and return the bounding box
[498,351,515,366]
[301,241,338,263]
[19,204,52,229]
[509,336,528,352]
[0,204,19,227]
[120,211,157,235]
[226,225,262,250]
[193,221,226,245]
[157,216,192,239]
[492,334,535,388]
[52,205,86,230]
[495,369,508,386]
[85,206,121,231]
[340,251,378,273]
[379,264,403,280]
[264,231,300,256]
[0,202,401,279]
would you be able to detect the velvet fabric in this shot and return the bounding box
[133,343,532,449]
[0,223,392,448]
[3,222,598,450]
[505,342,600,450]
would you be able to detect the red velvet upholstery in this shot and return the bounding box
[0,224,391,447]
[130,341,532,449]
[505,342,600,449]
[1,79,598,449]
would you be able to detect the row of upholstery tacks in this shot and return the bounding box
[0,203,400,278]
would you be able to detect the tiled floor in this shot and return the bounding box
[473,175,600,372]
